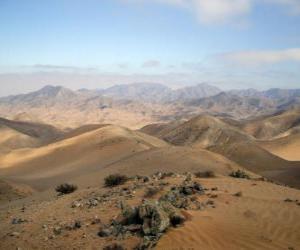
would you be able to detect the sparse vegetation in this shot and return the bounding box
[104,174,128,187]
[229,170,250,179]
[144,186,161,198]
[194,170,215,178]
[55,183,77,195]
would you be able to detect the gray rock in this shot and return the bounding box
[138,201,170,236]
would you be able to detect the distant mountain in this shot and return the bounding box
[169,83,221,102]
[99,83,171,102]
[0,85,79,107]
[185,92,275,118]
[98,82,221,102]
[262,88,300,100]
[0,83,300,128]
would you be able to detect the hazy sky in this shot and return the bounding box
[0,0,300,96]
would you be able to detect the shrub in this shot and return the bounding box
[194,170,215,178]
[144,187,161,198]
[104,174,128,187]
[55,183,77,195]
[229,170,249,179]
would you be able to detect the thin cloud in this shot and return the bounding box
[218,48,300,65]
[142,60,161,68]
[123,0,300,24]
[28,64,98,72]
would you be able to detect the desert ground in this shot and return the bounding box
[0,86,300,249]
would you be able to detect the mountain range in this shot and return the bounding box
[0,83,299,129]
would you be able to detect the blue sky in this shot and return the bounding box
[0,0,300,95]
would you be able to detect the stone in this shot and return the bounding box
[11,218,26,224]
[53,226,62,235]
[97,228,112,237]
[125,224,142,233]
[138,201,170,236]
[71,201,82,208]
[10,232,20,237]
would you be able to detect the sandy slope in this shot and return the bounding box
[241,108,300,139]
[0,179,33,205]
[0,125,40,154]
[259,133,300,161]
[157,177,300,250]
[0,125,168,190]
[0,123,249,191]
[141,115,300,188]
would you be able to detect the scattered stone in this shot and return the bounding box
[211,187,218,191]
[284,198,293,202]
[11,218,27,224]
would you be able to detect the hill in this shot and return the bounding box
[241,108,300,139]
[141,115,300,188]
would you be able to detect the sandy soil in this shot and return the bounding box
[157,177,300,250]
[0,176,299,250]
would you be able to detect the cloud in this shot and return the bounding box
[123,0,300,24]
[218,48,300,65]
[142,60,161,68]
[30,64,97,72]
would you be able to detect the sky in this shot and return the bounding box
[0,0,300,96]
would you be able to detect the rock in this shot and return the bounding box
[135,236,158,250]
[234,191,243,197]
[11,218,27,224]
[160,189,190,209]
[125,224,142,233]
[10,232,20,237]
[88,199,98,207]
[169,213,185,227]
[98,228,112,237]
[117,202,140,225]
[184,173,192,182]
[71,200,82,208]
[206,200,214,206]
[138,201,170,236]
[284,198,293,202]
[53,226,62,235]
[91,216,101,225]
[73,220,81,229]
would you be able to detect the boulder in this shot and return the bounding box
[138,201,170,236]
